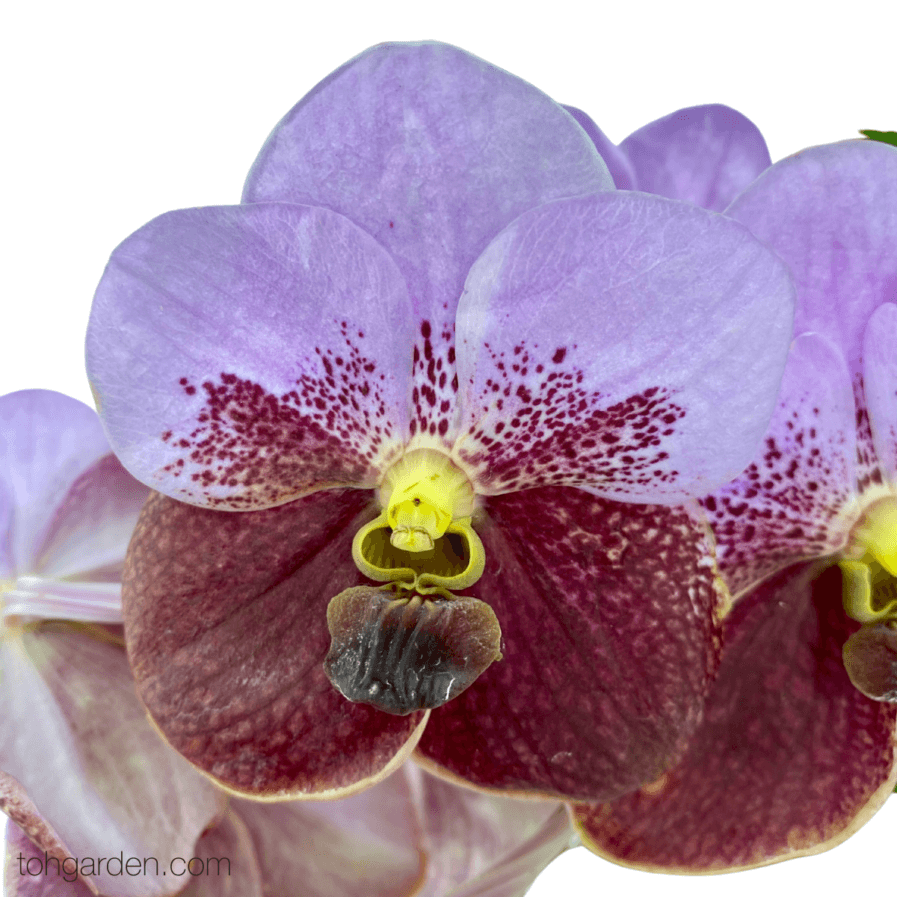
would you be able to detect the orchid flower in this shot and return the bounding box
[575,139,897,871]
[0,389,225,897]
[85,40,796,805]
[5,761,573,897]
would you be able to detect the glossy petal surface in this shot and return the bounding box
[87,203,413,509]
[454,192,795,503]
[574,562,897,872]
[620,104,771,211]
[701,333,858,596]
[562,105,636,190]
[0,626,224,897]
[863,302,897,483]
[123,488,427,798]
[243,41,612,443]
[418,486,724,801]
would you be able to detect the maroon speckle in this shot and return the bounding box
[159,322,398,506]
[457,339,686,495]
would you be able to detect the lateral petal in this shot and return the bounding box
[454,191,795,503]
[417,486,724,801]
[123,488,427,798]
[573,562,897,872]
[87,203,412,509]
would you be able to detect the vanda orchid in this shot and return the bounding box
[575,139,897,870]
[0,389,575,897]
[85,40,797,805]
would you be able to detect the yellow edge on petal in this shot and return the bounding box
[141,699,431,803]
[411,749,576,803]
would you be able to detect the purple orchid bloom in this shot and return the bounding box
[0,389,225,897]
[565,103,772,210]
[86,40,796,805]
[575,139,897,870]
[5,760,573,897]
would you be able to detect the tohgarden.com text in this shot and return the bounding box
[17,851,231,884]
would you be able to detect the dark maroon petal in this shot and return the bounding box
[573,562,897,872]
[123,488,427,798]
[417,486,724,801]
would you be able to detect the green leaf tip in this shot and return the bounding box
[860,129,897,147]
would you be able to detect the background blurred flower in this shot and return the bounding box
[86,41,796,806]
[0,390,224,897]
[5,760,575,897]
[574,139,897,872]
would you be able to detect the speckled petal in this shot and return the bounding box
[863,302,897,485]
[410,763,572,897]
[123,488,427,798]
[562,105,636,190]
[243,41,612,444]
[620,104,771,211]
[0,391,111,577]
[573,561,897,872]
[700,332,858,597]
[0,626,225,897]
[453,191,795,503]
[86,203,412,510]
[417,486,725,801]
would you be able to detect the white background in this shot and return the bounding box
[2,1,895,894]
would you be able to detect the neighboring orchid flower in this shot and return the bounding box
[5,761,574,897]
[575,140,897,870]
[565,103,771,210]
[86,40,796,804]
[0,389,224,897]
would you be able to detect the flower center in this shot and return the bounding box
[351,449,484,594]
[840,497,897,625]
[839,496,897,702]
